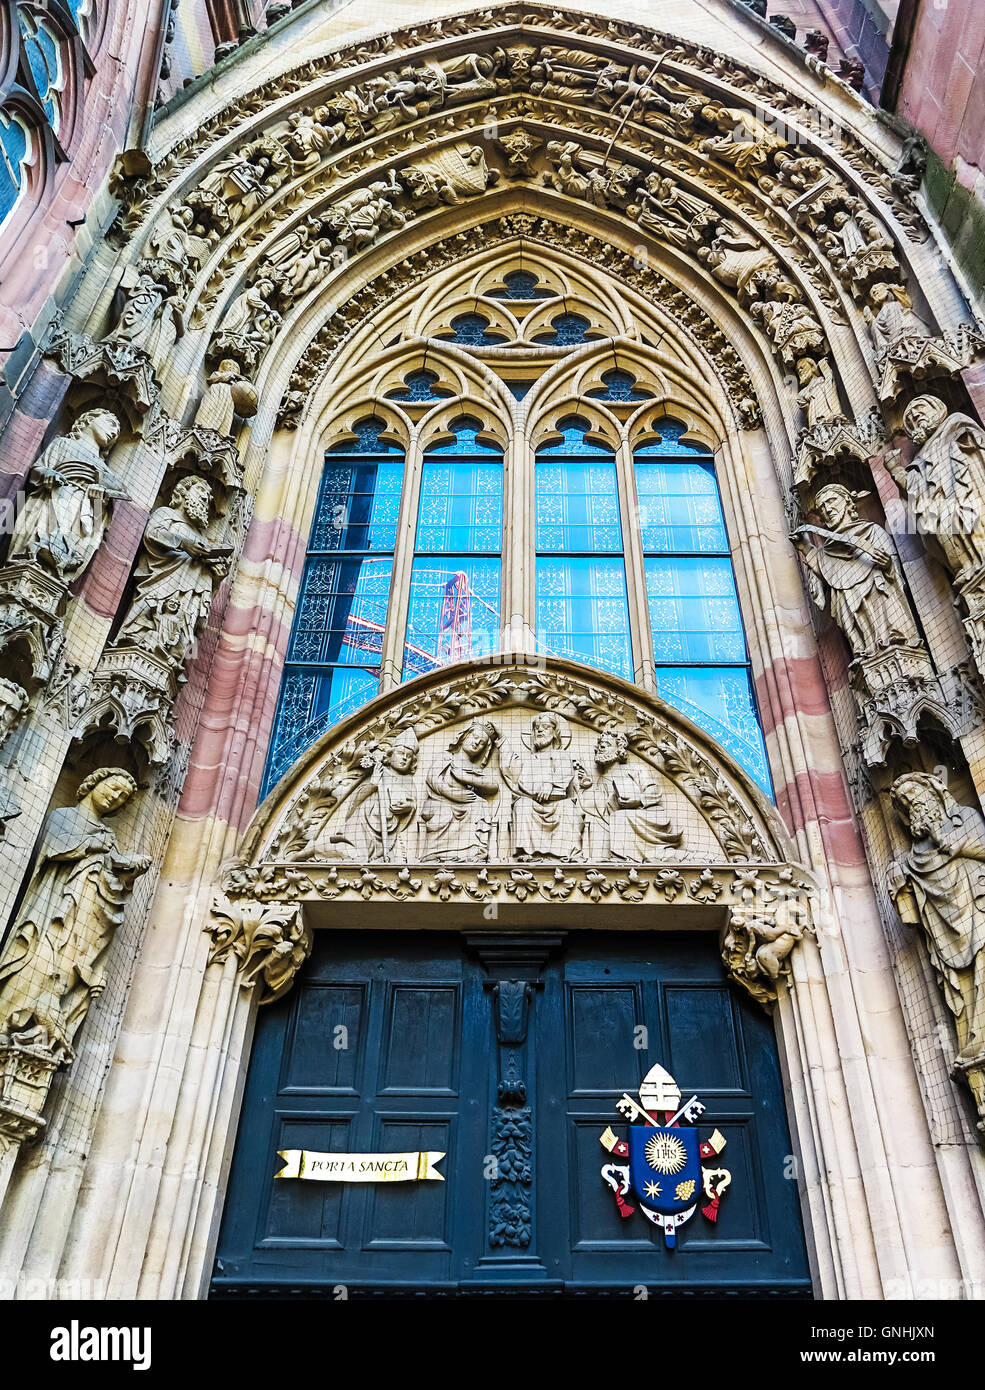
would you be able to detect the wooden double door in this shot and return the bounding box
[212,929,811,1297]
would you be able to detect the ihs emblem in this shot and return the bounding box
[600,1062,732,1248]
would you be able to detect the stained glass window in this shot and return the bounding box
[535,312,595,345]
[588,370,652,403]
[0,114,29,227]
[491,270,550,299]
[19,14,62,131]
[441,313,507,346]
[634,422,772,795]
[536,420,631,679]
[403,419,502,679]
[386,369,452,403]
[262,422,404,796]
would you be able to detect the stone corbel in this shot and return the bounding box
[72,646,177,772]
[207,896,312,1005]
[721,886,813,1009]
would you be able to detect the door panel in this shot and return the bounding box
[212,930,811,1296]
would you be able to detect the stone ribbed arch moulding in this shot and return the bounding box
[208,657,816,1011]
[93,3,978,451]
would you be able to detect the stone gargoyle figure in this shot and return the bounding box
[0,768,151,1062]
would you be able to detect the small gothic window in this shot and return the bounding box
[491,270,551,299]
[386,369,452,403]
[535,312,595,346]
[588,370,652,403]
[442,313,507,346]
[19,12,63,131]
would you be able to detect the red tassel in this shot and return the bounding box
[701,1199,719,1223]
[615,1191,636,1219]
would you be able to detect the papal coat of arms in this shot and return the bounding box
[600,1063,731,1247]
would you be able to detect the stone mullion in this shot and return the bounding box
[617,434,654,694]
[378,427,422,692]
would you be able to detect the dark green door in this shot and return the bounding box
[211,930,811,1296]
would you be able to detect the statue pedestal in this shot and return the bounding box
[0,1041,61,1206]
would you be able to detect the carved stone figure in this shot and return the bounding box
[577,729,683,862]
[144,203,209,291]
[502,713,583,861]
[751,297,825,366]
[115,477,233,672]
[626,172,716,248]
[895,396,985,586]
[324,174,406,250]
[200,135,292,226]
[265,217,340,304]
[194,359,259,436]
[400,144,493,206]
[343,728,420,861]
[0,676,28,745]
[0,769,150,1062]
[107,269,184,368]
[795,356,844,430]
[698,103,786,176]
[544,140,634,208]
[696,223,782,304]
[421,719,501,862]
[216,278,282,365]
[722,908,805,1008]
[866,283,936,362]
[889,774,985,1104]
[282,110,339,172]
[794,484,921,658]
[6,409,125,581]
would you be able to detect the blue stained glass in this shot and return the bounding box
[387,369,452,403]
[536,557,632,679]
[634,422,711,456]
[635,461,728,553]
[311,459,404,551]
[263,667,381,796]
[0,114,28,226]
[645,557,746,663]
[492,271,550,299]
[538,419,607,456]
[427,419,501,456]
[404,558,501,678]
[442,313,506,346]
[417,460,503,553]
[589,370,651,403]
[290,557,393,665]
[654,667,772,797]
[536,460,622,553]
[19,16,61,130]
[535,312,595,345]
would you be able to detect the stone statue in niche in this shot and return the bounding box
[0,769,150,1062]
[888,773,985,1114]
[115,477,233,672]
[794,483,922,659]
[216,278,282,364]
[194,359,259,437]
[144,203,209,291]
[200,135,292,227]
[501,712,583,862]
[577,729,683,862]
[343,728,420,861]
[6,408,126,582]
[420,718,501,862]
[0,676,29,746]
[866,283,936,361]
[749,298,825,367]
[894,395,985,586]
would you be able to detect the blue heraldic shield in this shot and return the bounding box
[628,1126,702,1247]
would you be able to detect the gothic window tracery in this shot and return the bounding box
[261,254,772,800]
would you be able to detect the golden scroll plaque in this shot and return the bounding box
[275,1149,446,1182]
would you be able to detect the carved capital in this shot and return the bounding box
[207,897,312,1005]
